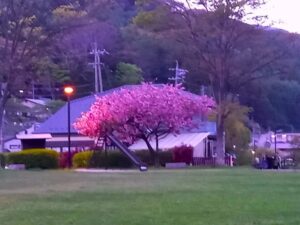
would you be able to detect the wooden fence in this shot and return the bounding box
[193,157,233,167]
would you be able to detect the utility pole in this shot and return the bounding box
[0,110,4,152]
[89,42,108,93]
[168,60,188,85]
[32,81,35,99]
[200,85,205,95]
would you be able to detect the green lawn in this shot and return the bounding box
[0,168,299,225]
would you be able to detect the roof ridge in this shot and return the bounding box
[69,85,134,103]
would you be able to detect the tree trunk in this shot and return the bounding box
[154,134,160,168]
[0,84,8,152]
[216,113,225,166]
[0,109,4,152]
[141,136,156,166]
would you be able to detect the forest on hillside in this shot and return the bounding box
[1,0,300,151]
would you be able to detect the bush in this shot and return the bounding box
[158,150,173,166]
[59,150,80,168]
[106,151,132,168]
[73,149,172,169]
[72,150,133,168]
[292,150,300,168]
[0,153,6,168]
[172,145,193,164]
[72,151,94,168]
[135,150,153,165]
[135,150,173,166]
[7,149,59,169]
[89,151,105,168]
[234,149,252,166]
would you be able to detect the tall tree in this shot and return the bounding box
[0,0,86,150]
[134,0,292,164]
[115,62,143,86]
[224,103,251,151]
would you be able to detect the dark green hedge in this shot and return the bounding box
[0,153,6,168]
[7,149,59,169]
[73,150,133,168]
[134,150,153,165]
[234,150,252,166]
[73,149,173,168]
[135,150,173,166]
[105,151,133,168]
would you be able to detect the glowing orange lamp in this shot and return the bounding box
[63,85,75,168]
[64,86,74,96]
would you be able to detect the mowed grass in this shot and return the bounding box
[0,169,300,225]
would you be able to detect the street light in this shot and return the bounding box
[64,85,74,168]
[274,129,283,155]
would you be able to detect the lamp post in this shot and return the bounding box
[274,133,277,155]
[64,86,74,168]
[274,129,283,155]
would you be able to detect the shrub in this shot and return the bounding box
[72,150,133,168]
[158,150,173,166]
[7,149,59,169]
[135,150,173,166]
[135,150,153,165]
[292,150,300,168]
[59,150,80,168]
[89,151,105,168]
[73,149,171,169]
[234,149,252,166]
[106,151,132,168]
[72,151,94,168]
[0,153,6,168]
[172,145,193,164]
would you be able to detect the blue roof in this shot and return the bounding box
[34,85,134,134]
[35,85,216,135]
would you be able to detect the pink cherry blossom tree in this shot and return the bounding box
[74,83,215,166]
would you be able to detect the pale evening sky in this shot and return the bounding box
[180,0,300,33]
[257,0,300,33]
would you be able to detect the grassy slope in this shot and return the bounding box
[0,169,299,225]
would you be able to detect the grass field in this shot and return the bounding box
[0,168,300,225]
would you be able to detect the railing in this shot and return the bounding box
[193,157,216,167]
[193,157,233,167]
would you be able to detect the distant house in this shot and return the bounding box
[4,137,21,152]
[4,98,52,139]
[4,125,38,152]
[25,85,217,154]
[253,131,300,157]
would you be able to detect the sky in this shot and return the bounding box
[180,0,300,33]
[258,0,300,33]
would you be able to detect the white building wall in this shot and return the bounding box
[4,139,21,152]
[193,140,205,157]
